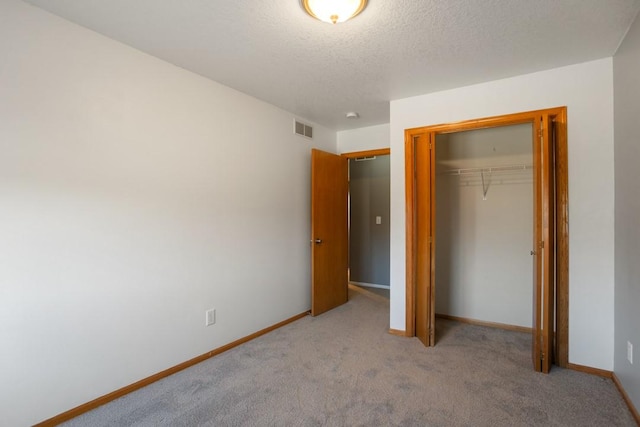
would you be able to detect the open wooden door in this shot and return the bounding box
[310,149,348,316]
[532,114,555,372]
[414,134,436,346]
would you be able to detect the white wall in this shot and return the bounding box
[613,9,640,411]
[435,126,533,328]
[0,1,336,425]
[338,123,390,153]
[390,59,615,370]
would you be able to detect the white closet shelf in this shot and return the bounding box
[439,164,532,176]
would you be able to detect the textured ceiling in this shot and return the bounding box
[23,0,640,131]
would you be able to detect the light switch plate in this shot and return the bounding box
[206,308,216,326]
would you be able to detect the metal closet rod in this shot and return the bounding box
[440,164,532,176]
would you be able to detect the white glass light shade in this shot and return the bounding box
[302,0,368,24]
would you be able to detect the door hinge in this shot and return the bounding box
[538,128,543,139]
[539,240,544,249]
[429,141,433,149]
[429,236,433,244]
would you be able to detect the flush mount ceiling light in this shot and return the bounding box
[301,0,368,24]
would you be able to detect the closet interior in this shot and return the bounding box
[434,123,534,330]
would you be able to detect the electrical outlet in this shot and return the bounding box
[628,341,633,364]
[205,308,216,326]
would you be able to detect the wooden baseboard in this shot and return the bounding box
[612,373,640,425]
[566,362,612,378]
[435,313,533,334]
[388,328,408,337]
[34,311,310,427]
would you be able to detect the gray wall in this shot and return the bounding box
[613,10,640,410]
[349,156,390,286]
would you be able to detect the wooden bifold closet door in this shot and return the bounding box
[414,133,435,347]
[532,113,555,373]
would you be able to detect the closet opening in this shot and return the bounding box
[404,107,568,373]
[434,124,533,333]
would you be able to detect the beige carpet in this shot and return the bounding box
[351,284,390,299]
[62,286,635,426]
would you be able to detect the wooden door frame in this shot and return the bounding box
[341,148,391,159]
[404,107,569,368]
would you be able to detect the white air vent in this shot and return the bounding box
[354,156,377,162]
[294,119,313,139]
